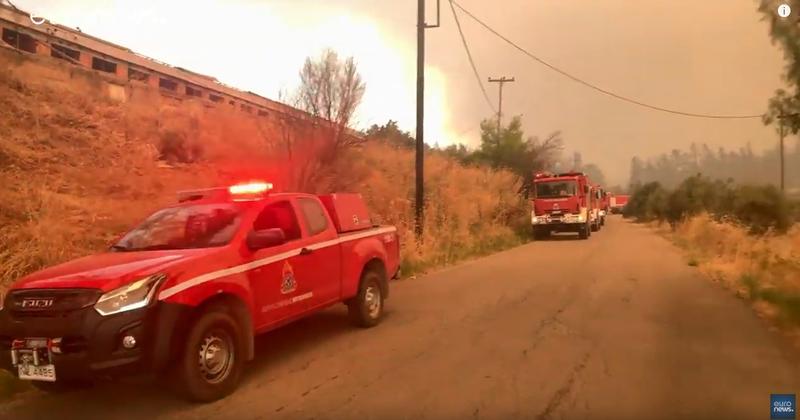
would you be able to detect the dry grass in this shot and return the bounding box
[0,68,526,294]
[662,214,800,343]
[332,143,526,274]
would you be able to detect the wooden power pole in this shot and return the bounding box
[415,0,439,238]
[488,76,515,134]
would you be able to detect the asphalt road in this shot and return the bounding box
[2,217,799,419]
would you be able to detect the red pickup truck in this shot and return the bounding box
[0,182,400,401]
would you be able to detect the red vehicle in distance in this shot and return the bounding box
[0,182,400,402]
[609,193,630,214]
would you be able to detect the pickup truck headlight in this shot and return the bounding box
[94,274,165,316]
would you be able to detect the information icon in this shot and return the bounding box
[779,3,792,18]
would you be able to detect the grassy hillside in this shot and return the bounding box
[0,67,526,294]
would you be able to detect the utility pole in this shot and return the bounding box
[415,0,439,238]
[488,76,515,136]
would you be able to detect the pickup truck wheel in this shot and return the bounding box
[173,309,244,402]
[348,270,384,328]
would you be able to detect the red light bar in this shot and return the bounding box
[229,182,272,195]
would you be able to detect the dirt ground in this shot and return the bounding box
[2,217,798,419]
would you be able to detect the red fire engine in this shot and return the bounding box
[609,193,630,214]
[0,182,400,402]
[530,172,595,240]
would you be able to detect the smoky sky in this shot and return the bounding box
[354,0,785,185]
[15,0,786,185]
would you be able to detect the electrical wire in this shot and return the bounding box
[450,0,764,120]
[448,0,496,114]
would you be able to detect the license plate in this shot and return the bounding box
[18,363,56,382]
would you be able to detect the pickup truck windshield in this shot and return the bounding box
[112,203,243,251]
[535,181,577,198]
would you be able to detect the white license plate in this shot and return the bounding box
[18,363,56,382]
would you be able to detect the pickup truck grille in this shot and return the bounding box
[7,289,101,318]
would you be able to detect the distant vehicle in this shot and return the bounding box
[609,194,630,214]
[530,171,595,240]
[589,184,603,232]
[0,182,400,402]
[599,189,610,226]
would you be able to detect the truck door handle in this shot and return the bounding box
[299,247,313,256]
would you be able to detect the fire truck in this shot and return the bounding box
[596,186,609,227]
[0,182,400,402]
[588,184,603,232]
[530,172,595,240]
[609,194,630,214]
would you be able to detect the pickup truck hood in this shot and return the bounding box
[532,197,581,215]
[11,248,221,292]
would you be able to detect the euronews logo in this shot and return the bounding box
[772,394,796,419]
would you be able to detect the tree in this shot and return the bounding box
[472,115,563,195]
[365,120,415,149]
[581,163,608,187]
[759,0,800,132]
[442,143,470,162]
[296,48,366,162]
[281,49,366,192]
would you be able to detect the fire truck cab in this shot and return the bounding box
[530,172,594,240]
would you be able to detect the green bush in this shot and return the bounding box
[624,181,667,221]
[729,185,791,234]
[626,175,793,234]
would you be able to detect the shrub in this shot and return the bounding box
[158,129,203,163]
[627,174,793,234]
[728,185,792,234]
[624,181,667,221]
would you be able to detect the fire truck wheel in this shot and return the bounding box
[532,227,548,240]
[579,224,590,240]
[173,309,245,402]
[348,269,384,328]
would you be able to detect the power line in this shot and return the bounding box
[448,0,495,114]
[450,0,764,120]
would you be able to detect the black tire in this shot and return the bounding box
[591,221,599,232]
[579,223,590,240]
[348,269,385,328]
[532,227,546,240]
[172,309,245,402]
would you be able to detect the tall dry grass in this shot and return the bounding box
[0,67,526,293]
[664,214,800,336]
[331,143,526,274]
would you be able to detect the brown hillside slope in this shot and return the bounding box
[0,61,524,292]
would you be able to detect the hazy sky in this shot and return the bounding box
[15,0,787,184]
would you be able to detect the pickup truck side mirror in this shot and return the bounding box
[246,228,286,250]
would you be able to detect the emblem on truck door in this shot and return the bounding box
[280,261,297,294]
[352,214,360,225]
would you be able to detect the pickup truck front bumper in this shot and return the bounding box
[0,290,190,381]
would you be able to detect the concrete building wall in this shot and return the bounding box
[0,4,316,125]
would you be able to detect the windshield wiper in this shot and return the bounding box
[109,244,129,252]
